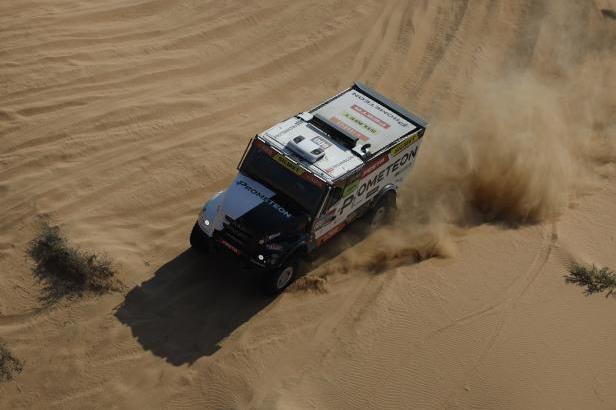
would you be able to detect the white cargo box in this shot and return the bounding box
[258,82,427,184]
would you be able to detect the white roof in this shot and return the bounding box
[257,84,424,184]
[259,117,363,182]
[313,88,418,155]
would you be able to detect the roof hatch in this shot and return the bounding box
[286,135,326,163]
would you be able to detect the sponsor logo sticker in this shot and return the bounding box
[219,239,241,255]
[236,180,292,218]
[324,155,355,174]
[342,112,379,135]
[351,104,390,129]
[350,90,410,128]
[273,153,305,175]
[329,116,370,141]
[263,120,303,141]
[342,180,359,197]
[390,133,420,157]
[360,154,389,178]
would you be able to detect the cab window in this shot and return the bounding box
[324,186,343,210]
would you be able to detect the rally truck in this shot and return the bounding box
[190,82,427,294]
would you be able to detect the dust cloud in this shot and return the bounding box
[307,46,615,283]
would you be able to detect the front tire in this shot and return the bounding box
[189,222,209,251]
[262,259,298,295]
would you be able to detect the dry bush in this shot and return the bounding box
[566,263,616,297]
[28,220,121,304]
[0,342,23,383]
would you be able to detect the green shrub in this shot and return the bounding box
[28,221,120,304]
[0,342,23,383]
[566,263,616,297]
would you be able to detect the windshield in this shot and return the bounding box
[239,142,325,215]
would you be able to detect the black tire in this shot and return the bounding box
[189,221,209,251]
[367,191,396,229]
[262,259,299,295]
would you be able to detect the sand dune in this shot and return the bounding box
[1,0,615,408]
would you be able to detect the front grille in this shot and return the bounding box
[218,215,255,250]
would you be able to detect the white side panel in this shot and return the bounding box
[313,133,423,244]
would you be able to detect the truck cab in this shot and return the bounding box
[190,82,427,294]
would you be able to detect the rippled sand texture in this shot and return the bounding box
[1,0,615,408]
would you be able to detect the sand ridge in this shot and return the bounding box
[1,0,616,408]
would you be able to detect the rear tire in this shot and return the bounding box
[189,221,209,251]
[262,259,299,295]
[368,191,396,229]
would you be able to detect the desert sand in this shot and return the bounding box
[1,0,616,408]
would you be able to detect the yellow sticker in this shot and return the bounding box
[390,133,420,157]
[274,153,304,175]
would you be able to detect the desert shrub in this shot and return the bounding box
[27,221,120,304]
[566,263,616,297]
[601,8,616,20]
[0,342,23,383]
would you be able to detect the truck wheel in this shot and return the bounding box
[262,259,298,295]
[368,192,396,228]
[189,222,209,251]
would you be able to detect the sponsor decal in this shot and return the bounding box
[264,120,303,141]
[219,239,241,255]
[236,180,292,218]
[342,112,379,135]
[342,180,359,197]
[361,154,389,178]
[338,146,419,215]
[324,155,355,174]
[351,104,390,129]
[390,133,421,157]
[329,116,369,141]
[350,90,410,128]
[273,153,305,175]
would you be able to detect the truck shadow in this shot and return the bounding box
[114,220,375,366]
[114,249,273,365]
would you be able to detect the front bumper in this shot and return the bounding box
[195,219,277,269]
